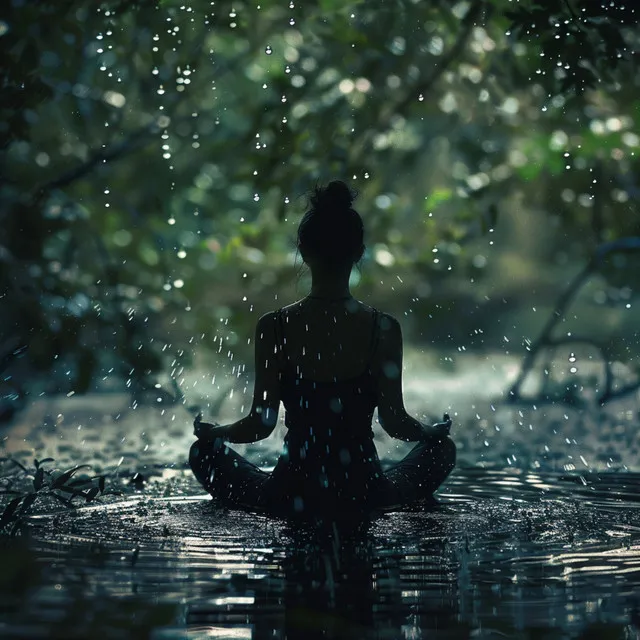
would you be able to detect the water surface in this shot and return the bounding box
[2,468,639,639]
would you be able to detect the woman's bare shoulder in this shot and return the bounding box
[269,300,399,328]
[256,310,279,330]
[364,305,399,327]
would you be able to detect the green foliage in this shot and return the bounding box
[0,457,117,537]
[0,0,638,402]
[505,0,633,95]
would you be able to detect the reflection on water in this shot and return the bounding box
[1,469,640,638]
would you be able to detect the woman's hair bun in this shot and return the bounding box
[298,179,364,268]
[310,180,355,213]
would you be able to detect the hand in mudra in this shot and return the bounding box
[422,413,452,441]
[193,413,227,442]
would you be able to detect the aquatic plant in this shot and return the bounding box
[0,457,117,537]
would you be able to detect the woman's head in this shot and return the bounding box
[297,180,365,272]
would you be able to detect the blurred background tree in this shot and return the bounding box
[0,0,638,415]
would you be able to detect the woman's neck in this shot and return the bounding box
[308,273,352,299]
[308,286,352,299]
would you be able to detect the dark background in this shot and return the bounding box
[1,0,638,418]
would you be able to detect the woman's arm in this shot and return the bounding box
[196,312,281,444]
[375,314,451,442]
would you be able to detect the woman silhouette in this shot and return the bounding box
[189,180,455,517]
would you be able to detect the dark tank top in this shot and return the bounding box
[266,307,385,512]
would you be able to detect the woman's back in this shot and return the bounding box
[275,298,380,382]
[266,299,388,511]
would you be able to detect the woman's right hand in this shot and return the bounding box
[421,413,452,440]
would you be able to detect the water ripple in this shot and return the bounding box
[0,469,638,638]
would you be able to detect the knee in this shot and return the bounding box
[188,440,201,471]
[189,438,224,470]
[440,436,456,471]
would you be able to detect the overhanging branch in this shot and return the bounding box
[350,0,485,168]
[34,120,162,198]
[383,0,485,123]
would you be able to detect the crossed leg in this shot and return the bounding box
[377,436,456,508]
[188,439,270,509]
[189,436,457,512]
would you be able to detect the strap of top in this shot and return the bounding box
[273,308,287,370]
[367,309,380,367]
[274,306,380,375]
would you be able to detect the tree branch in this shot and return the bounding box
[349,0,485,168]
[507,262,595,401]
[562,0,586,33]
[383,0,485,123]
[508,236,640,406]
[33,120,162,198]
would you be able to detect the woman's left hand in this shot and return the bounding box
[193,414,228,442]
